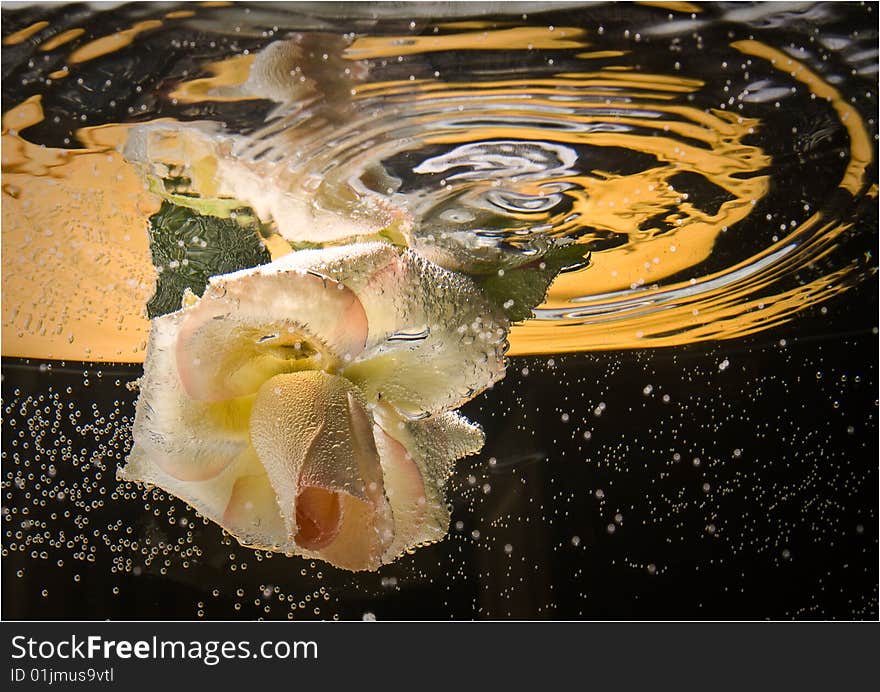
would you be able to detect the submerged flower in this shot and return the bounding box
[119,243,508,570]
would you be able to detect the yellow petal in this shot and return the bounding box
[222,449,287,549]
[175,263,368,401]
[120,311,285,542]
[120,444,268,543]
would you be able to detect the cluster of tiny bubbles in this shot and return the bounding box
[0,361,363,620]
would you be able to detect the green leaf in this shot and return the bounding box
[478,242,590,323]
[146,201,271,319]
[146,175,266,224]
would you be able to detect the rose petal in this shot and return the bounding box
[373,425,433,559]
[235,36,368,104]
[121,311,253,486]
[120,444,261,541]
[220,447,287,548]
[374,407,485,562]
[249,371,393,571]
[175,262,368,401]
[120,312,281,542]
[293,486,343,550]
[403,411,487,470]
[277,243,509,416]
[379,407,486,494]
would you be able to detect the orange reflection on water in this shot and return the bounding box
[402,70,771,321]
[3,21,49,46]
[346,26,589,60]
[2,101,156,362]
[38,28,85,53]
[69,19,163,64]
[169,54,256,104]
[0,30,873,363]
[506,39,874,355]
[731,40,872,196]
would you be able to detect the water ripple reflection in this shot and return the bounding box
[1,1,876,361]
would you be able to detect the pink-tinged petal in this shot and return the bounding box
[222,449,287,549]
[313,494,391,571]
[123,439,290,552]
[121,310,252,487]
[373,424,436,560]
[373,407,486,562]
[278,243,509,416]
[120,445,260,543]
[175,262,368,401]
[249,371,393,571]
[149,438,243,482]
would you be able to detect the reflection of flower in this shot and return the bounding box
[120,243,508,571]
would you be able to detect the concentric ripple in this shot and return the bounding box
[2,1,876,361]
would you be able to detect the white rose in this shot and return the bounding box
[119,243,508,571]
